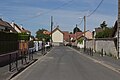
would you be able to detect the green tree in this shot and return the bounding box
[100,21,107,29]
[95,27,113,38]
[36,29,51,42]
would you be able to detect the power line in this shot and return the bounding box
[19,0,74,23]
[78,17,84,26]
[87,0,104,17]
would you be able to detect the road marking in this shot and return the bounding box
[68,47,120,74]
[11,47,54,80]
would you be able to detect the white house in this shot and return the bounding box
[10,22,31,34]
[51,27,64,46]
[77,30,93,48]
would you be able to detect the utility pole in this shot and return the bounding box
[51,16,53,45]
[84,16,86,52]
[118,0,120,59]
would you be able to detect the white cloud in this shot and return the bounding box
[0,0,117,35]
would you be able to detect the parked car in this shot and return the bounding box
[45,42,51,48]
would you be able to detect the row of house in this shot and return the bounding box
[0,18,30,34]
[51,26,92,46]
[50,21,119,58]
[0,18,32,54]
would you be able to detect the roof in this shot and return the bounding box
[14,23,22,31]
[63,31,70,41]
[95,27,103,33]
[75,32,83,39]
[112,21,117,37]
[5,22,17,33]
[0,19,11,29]
[43,31,50,35]
[0,19,17,32]
[51,27,63,34]
[69,34,76,38]
[13,23,31,33]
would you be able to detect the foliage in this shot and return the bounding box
[18,33,30,41]
[95,21,114,38]
[0,32,18,55]
[0,31,18,41]
[100,21,107,29]
[36,29,51,42]
[95,27,113,38]
[77,38,83,44]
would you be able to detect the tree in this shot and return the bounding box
[100,21,107,29]
[36,29,51,42]
[95,27,113,38]
[73,24,82,34]
[95,21,114,38]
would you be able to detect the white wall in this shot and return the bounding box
[86,39,118,57]
[52,30,63,43]
[77,40,84,48]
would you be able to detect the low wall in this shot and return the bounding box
[86,38,117,57]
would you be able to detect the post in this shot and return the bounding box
[9,54,12,71]
[118,0,120,59]
[51,16,53,46]
[15,52,18,71]
[84,16,86,52]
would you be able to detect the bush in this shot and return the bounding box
[18,33,30,41]
[0,32,18,55]
[95,27,113,38]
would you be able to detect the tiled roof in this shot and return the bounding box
[52,27,63,34]
[5,21,17,33]
[95,28,103,33]
[43,31,50,35]
[0,19,11,28]
[63,31,70,41]
[0,19,17,32]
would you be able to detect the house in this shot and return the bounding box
[92,27,103,38]
[85,30,93,39]
[43,30,50,35]
[69,34,76,41]
[63,31,70,45]
[10,22,32,55]
[51,27,64,46]
[76,30,92,48]
[11,22,31,34]
[112,21,117,38]
[0,19,17,32]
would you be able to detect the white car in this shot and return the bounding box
[45,42,50,48]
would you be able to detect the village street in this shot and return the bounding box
[11,46,120,80]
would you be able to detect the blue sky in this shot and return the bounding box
[0,0,118,35]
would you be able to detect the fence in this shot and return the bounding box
[0,32,18,55]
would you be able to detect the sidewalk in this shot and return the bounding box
[91,53,120,70]
[73,47,120,70]
[0,51,43,80]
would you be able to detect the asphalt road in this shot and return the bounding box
[11,46,120,80]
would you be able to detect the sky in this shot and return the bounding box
[0,0,118,36]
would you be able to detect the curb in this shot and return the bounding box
[8,59,38,80]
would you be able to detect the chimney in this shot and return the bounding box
[20,24,23,30]
[11,20,15,28]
